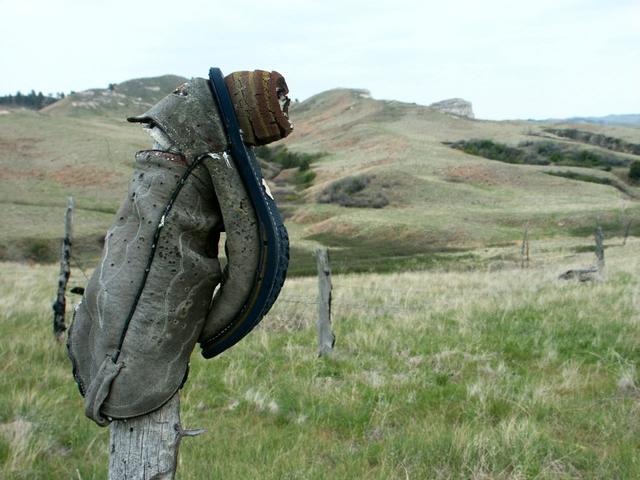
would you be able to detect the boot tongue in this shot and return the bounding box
[144,125,174,151]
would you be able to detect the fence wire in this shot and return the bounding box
[277,294,487,316]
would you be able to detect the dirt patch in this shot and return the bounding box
[444,165,512,186]
[273,167,299,185]
[0,137,41,159]
[0,164,116,187]
[0,168,46,181]
[50,165,116,187]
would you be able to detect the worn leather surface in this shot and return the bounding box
[68,73,290,425]
[67,150,223,421]
[127,78,228,159]
[198,152,260,345]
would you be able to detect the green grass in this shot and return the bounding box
[287,244,481,277]
[2,240,640,478]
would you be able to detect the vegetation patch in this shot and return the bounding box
[0,90,63,110]
[544,170,635,197]
[544,171,613,186]
[544,128,640,156]
[317,175,389,208]
[629,161,640,182]
[4,251,640,478]
[255,145,324,188]
[293,232,480,276]
[285,244,480,277]
[447,139,632,170]
[572,244,610,254]
[445,139,536,164]
[0,234,104,265]
[255,145,325,173]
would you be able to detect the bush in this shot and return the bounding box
[317,175,389,208]
[630,161,640,180]
[545,171,613,186]
[449,139,527,164]
[296,169,316,188]
[544,128,640,155]
[254,145,324,171]
[17,238,56,262]
[447,139,630,169]
[255,145,324,188]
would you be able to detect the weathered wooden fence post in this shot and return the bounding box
[52,196,74,339]
[595,225,605,275]
[316,248,334,356]
[622,219,632,246]
[520,224,530,269]
[109,392,204,479]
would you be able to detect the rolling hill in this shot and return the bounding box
[540,113,640,128]
[41,74,187,118]
[282,89,640,256]
[1,75,640,274]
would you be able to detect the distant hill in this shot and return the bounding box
[539,113,640,128]
[42,74,187,118]
[282,89,640,257]
[2,76,640,273]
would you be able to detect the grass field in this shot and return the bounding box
[2,77,640,478]
[2,237,639,479]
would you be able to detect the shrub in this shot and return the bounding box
[544,128,640,155]
[545,171,613,186]
[447,139,630,169]
[449,139,527,164]
[19,238,56,262]
[296,169,316,188]
[630,161,640,180]
[318,175,389,208]
[254,145,324,171]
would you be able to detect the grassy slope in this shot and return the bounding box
[3,79,640,477]
[2,82,640,271]
[41,74,187,119]
[2,240,640,478]
[0,109,148,262]
[282,90,640,255]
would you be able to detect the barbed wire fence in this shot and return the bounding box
[55,205,630,355]
[274,227,628,354]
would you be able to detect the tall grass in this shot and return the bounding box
[1,239,640,478]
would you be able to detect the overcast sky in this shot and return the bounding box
[1,0,638,120]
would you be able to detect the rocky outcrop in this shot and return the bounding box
[429,98,474,118]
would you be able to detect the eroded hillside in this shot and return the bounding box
[1,77,639,273]
[281,89,640,257]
